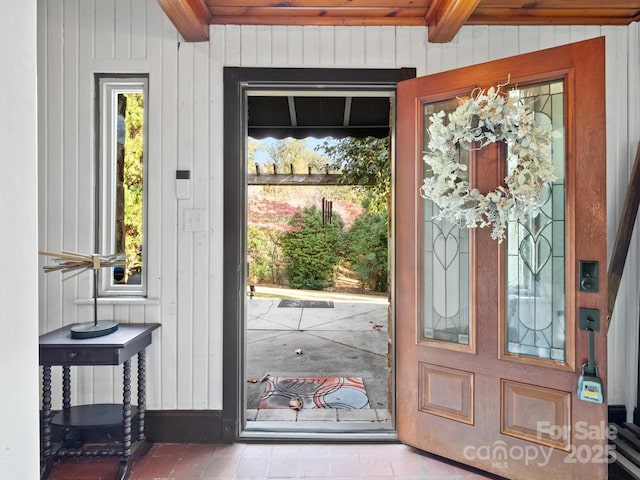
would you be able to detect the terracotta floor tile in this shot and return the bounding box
[48,457,120,480]
[266,455,301,477]
[235,456,270,477]
[300,456,333,477]
[212,443,247,458]
[130,454,179,479]
[184,443,218,457]
[329,444,362,457]
[270,443,308,457]
[298,443,331,456]
[152,442,188,457]
[201,454,241,477]
[242,443,275,457]
[45,442,510,480]
[171,455,209,479]
[389,455,425,477]
[359,456,394,477]
[330,456,362,477]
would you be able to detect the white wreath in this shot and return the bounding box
[420,85,557,242]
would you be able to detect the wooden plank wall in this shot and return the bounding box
[38,0,640,418]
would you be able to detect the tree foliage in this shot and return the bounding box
[317,136,390,212]
[249,138,328,175]
[280,206,344,290]
[123,93,144,276]
[247,226,285,284]
[344,211,388,292]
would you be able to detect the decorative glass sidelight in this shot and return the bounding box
[505,81,566,361]
[422,99,470,345]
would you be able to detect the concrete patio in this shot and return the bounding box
[244,289,391,427]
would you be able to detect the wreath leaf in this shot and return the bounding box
[420,85,557,242]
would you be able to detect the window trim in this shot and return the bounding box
[95,75,149,297]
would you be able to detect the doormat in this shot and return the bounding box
[258,377,370,409]
[278,299,334,308]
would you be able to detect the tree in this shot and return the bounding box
[280,206,344,290]
[123,93,144,278]
[317,136,390,212]
[345,211,388,292]
[247,226,284,284]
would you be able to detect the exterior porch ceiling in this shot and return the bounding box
[248,95,392,139]
[156,0,640,43]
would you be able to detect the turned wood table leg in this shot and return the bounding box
[42,366,52,458]
[122,359,132,458]
[40,365,57,480]
[116,359,133,480]
[137,349,146,441]
[62,366,72,445]
[62,366,71,409]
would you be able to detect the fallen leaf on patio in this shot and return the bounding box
[289,396,303,410]
[246,378,258,383]
[295,348,303,355]
[373,324,383,330]
[259,373,270,382]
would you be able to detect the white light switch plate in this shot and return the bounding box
[184,209,207,232]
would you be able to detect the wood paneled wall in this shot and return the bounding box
[38,0,640,418]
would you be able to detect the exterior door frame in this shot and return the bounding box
[222,67,415,441]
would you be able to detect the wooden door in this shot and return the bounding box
[396,38,608,479]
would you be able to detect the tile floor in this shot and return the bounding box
[48,442,504,480]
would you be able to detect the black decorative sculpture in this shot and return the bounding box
[40,251,126,338]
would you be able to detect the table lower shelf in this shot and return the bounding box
[51,404,139,429]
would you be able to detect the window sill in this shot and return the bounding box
[74,297,160,306]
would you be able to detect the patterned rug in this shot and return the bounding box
[258,377,370,409]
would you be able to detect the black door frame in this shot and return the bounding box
[222,67,416,441]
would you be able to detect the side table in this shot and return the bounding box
[39,323,160,480]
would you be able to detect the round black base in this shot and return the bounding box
[71,321,119,339]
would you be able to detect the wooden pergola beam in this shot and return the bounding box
[156,0,211,42]
[425,0,482,43]
[248,173,377,186]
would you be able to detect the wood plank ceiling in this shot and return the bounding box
[156,0,640,43]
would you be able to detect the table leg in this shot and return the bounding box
[40,366,55,480]
[122,359,132,458]
[62,366,72,446]
[62,366,71,409]
[137,349,146,441]
[117,359,132,480]
[41,365,52,457]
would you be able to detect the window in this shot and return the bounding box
[96,76,148,296]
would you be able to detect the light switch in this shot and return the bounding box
[184,209,207,232]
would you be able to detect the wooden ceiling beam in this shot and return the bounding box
[425,0,482,43]
[470,7,640,26]
[209,0,430,5]
[209,15,426,26]
[156,0,212,42]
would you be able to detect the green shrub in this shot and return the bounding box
[345,211,388,292]
[281,206,344,290]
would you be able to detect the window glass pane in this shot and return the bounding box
[506,80,565,361]
[98,78,147,295]
[422,99,470,345]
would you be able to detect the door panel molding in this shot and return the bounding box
[419,363,474,424]
[501,379,571,451]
